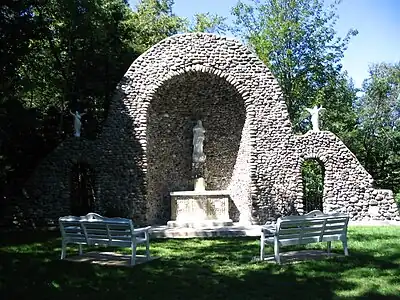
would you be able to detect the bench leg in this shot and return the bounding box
[145,237,150,260]
[79,244,83,256]
[327,241,331,255]
[274,237,281,264]
[131,240,137,266]
[61,241,66,259]
[260,237,265,261]
[342,240,349,256]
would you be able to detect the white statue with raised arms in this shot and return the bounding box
[70,110,86,137]
[305,105,325,132]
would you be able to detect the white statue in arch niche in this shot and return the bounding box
[305,105,326,132]
[70,110,87,137]
[192,120,206,163]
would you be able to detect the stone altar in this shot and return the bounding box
[167,120,233,228]
[168,190,233,228]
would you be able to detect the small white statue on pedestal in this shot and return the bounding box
[305,105,325,132]
[192,120,206,163]
[192,120,206,191]
[70,110,86,137]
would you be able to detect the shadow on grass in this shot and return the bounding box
[0,229,59,247]
[0,228,399,300]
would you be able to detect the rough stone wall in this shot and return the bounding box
[23,139,98,224]
[24,33,400,225]
[255,131,399,223]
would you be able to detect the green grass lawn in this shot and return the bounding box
[0,226,399,300]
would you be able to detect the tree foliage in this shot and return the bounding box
[353,62,400,192]
[129,0,185,52]
[232,0,358,134]
[0,0,39,103]
[185,12,228,34]
[302,159,324,212]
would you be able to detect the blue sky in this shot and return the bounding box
[129,0,400,89]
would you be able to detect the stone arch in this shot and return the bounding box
[98,33,292,224]
[293,131,381,219]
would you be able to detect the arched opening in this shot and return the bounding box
[146,71,246,223]
[301,159,325,213]
[70,162,95,216]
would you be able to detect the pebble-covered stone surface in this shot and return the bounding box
[24,33,399,226]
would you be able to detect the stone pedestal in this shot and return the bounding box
[193,177,205,191]
[168,190,233,228]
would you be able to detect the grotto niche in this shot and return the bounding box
[146,72,246,224]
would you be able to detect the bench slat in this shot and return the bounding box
[280,220,324,225]
[83,229,112,235]
[279,218,347,226]
[323,230,346,236]
[64,235,86,242]
[61,222,81,226]
[81,223,110,229]
[64,228,83,234]
[280,236,321,246]
[107,224,133,230]
[265,235,344,247]
[278,225,346,235]
[279,226,324,234]
[82,227,134,236]
[87,234,132,240]
[326,220,347,225]
[87,239,147,248]
[276,231,331,240]
[279,230,345,239]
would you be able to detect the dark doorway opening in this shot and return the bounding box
[70,162,95,216]
[301,159,324,213]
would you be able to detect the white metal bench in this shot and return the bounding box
[260,210,349,264]
[59,213,151,266]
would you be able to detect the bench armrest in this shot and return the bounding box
[133,226,151,235]
[261,225,276,236]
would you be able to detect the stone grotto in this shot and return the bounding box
[24,33,400,226]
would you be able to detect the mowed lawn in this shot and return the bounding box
[0,226,399,300]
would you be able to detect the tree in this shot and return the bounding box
[231,0,358,133]
[354,62,400,192]
[302,159,324,212]
[128,0,186,53]
[184,12,228,34]
[0,0,39,103]
[29,0,140,125]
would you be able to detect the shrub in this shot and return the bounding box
[395,193,400,210]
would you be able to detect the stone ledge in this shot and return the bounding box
[167,219,233,228]
[170,190,230,196]
[149,220,400,239]
[150,224,261,238]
